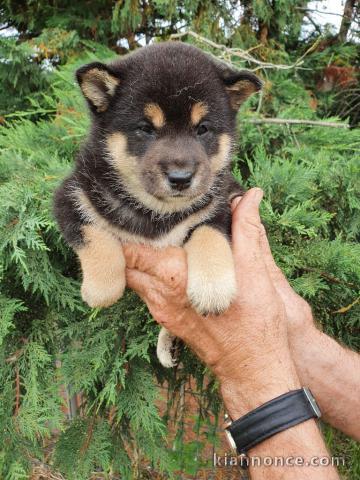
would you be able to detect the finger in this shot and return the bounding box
[230,195,242,212]
[125,268,152,297]
[231,188,264,244]
[230,190,279,300]
[231,188,265,269]
[123,243,185,279]
[259,226,282,278]
[259,226,299,300]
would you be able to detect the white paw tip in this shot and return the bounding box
[157,328,178,368]
[81,280,125,308]
[187,272,237,315]
[158,351,178,368]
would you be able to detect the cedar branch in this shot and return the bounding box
[241,118,349,128]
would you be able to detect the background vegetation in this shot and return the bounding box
[0,1,359,478]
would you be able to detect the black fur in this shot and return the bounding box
[54,42,261,249]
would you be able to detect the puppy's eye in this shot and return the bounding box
[197,123,208,136]
[137,123,155,136]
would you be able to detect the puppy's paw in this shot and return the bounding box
[81,274,125,308]
[157,327,178,368]
[187,263,237,315]
[77,225,126,308]
[185,225,237,316]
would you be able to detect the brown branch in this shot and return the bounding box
[0,24,14,31]
[332,296,359,314]
[302,267,357,289]
[170,31,319,71]
[122,337,129,374]
[338,0,356,42]
[304,12,322,34]
[241,118,350,128]
[108,405,117,425]
[296,7,345,18]
[15,366,20,415]
[258,22,269,44]
[31,460,66,480]
[80,415,96,456]
[6,347,23,363]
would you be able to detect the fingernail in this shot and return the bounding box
[231,196,242,211]
[253,188,264,202]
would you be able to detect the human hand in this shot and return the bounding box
[257,224,316,337]
[124,188,300,416]
[124,190,345,480]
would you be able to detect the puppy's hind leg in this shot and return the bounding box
[157,327,178,368]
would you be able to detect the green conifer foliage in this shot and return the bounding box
[0,3,359,478]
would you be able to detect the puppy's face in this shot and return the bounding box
[76,43,262,212]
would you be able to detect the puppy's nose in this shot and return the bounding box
[167,170,193,190]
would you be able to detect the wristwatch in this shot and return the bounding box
[224,387,321,455]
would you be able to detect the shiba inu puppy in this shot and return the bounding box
[54,41,262,367]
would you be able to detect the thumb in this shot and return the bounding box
[231,187,264,243]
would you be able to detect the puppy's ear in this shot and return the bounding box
[76,62,119,113]
[215,63,263,110]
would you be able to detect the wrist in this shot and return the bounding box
[287,320,319,361]
[221,377,301,419]
[218,351,301,419]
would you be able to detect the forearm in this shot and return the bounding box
[219,350,339,480]
[289,324,360,440]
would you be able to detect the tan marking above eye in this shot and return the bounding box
[144,103,165,128]
[191,102,209,126]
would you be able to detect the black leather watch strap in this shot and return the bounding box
[226,388,321,454]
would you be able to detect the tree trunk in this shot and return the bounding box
[258,22,269,44]
[338,0,355,43]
